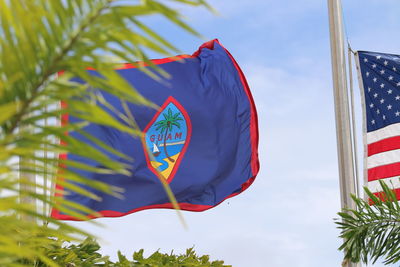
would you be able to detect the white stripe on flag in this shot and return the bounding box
[368,176,400,193]
[367,123,400,144]
[368,149,400,169]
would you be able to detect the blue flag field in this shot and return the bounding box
[51,39,259,220]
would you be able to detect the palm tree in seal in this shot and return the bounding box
[154,108,183,163]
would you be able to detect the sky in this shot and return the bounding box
[68,1,400,266]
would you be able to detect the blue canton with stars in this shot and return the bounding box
[358,51,400,133]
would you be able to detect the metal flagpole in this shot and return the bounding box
[327,0,361,266]
[347,46,360,199]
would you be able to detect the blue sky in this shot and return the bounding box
[69,1,400,266]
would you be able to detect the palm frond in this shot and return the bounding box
[0,0,210,265]
[337,179,400,265]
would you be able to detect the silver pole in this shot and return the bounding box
[327,0,360,266]
[347,46,360,199]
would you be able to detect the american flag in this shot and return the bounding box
[357,51,400,200]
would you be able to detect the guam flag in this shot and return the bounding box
[51,39,259,220]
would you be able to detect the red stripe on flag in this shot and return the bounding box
[368,162,400,181]
[368,136,400,156]
[371,187,400,203]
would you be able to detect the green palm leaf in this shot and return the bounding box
[337,180,400,265]
[0,0,210,265]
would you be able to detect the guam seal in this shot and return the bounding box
[142,96,191,182]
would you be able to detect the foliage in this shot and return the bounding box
[24,238,230,267]
[336,180,400,265]
[0,0,210,266]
